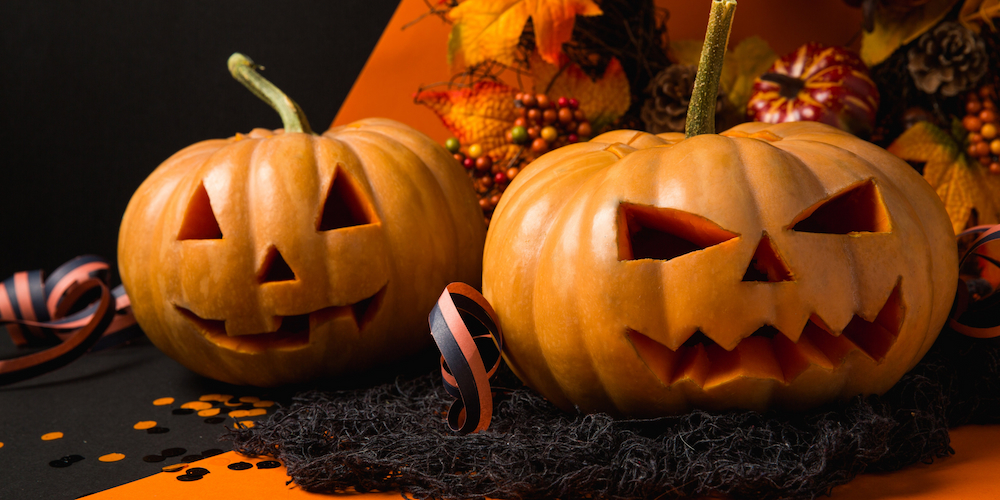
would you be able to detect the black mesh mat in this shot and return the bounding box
[228,331,1000,500]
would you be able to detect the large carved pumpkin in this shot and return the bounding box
[119,55,485,386]
[484,121,957,415]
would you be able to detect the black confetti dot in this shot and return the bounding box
[49,458,73,468]
[66,455,85,463]
[171,408,195,415]
[186,467,210,476]
[203,417,225,424]
[228,461,253,470]
[181,455,203,463]
[146,427,170,434]
[176,474,202,482]
[161,448,186,458]
[256,460,281,469]
[201,448,224,458]
[142,455,165,463]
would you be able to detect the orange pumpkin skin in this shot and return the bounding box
[119,118,485,386]
[483,121,957,416]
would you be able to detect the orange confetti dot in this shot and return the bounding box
[99,453,125,462]
[162,464,187,472]
[246,409,267,417]
[253,400,275,408]
[41,432,63,441]
[239,396,260,403]
[181,401,213,410]
[225,400,243,407]
[197,408,221,417]
[153,397,174,406]
[229,410,249,418]
[235,421,255,429]
[133,421,157,430]
[0,442,4,449]
[199,394,222,402]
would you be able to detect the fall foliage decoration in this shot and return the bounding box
[748,43,880,138]
[856,0,962,66]
[119,54,485,386]
[483,0,957,415]
[907,21,989,97]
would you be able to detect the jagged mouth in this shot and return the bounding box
[626,281,904,388]
[175,285,386,353]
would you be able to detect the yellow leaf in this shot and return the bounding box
[888,121,1000,233]
[860,0,961,66]
[960,0,1000,32]
[415,80,520,163]
[531,54,630,133]
[447,0,602,67]
[667,37,777,112]
[721,36,778,112]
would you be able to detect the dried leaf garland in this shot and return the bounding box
[447,0,602,67]
[887,121,1000,233]
[861,0,961,66]
[415,80,521,163]
[530,53,630,133]
[960,0,1000,32]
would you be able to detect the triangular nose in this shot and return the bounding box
[259,246,297,283]
[742,232,793,282]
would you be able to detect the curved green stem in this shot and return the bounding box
[228,53,313,134]
[685,0,737,138]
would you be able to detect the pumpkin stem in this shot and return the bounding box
[227,53,313,134]
[685,0,737,138]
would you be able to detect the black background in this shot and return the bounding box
[1,2,401,498]
[0,0,400,282]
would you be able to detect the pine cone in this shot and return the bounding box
[640,65,724,134]
[907,21,988,97]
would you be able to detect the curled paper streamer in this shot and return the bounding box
[428,283,503,434]
[0,255,138,385]
[950,225,1000,338]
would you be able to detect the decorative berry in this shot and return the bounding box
[577,122,592,138]
[475,156,493,171]
[568,133,579,143]
[494,171,507,184]
[511,126,529,144]
[991,139,1000,155]
[536,94,551,109]
[569,98,579,109]
[462,157,475,169]
[540,126,558,142]
[445,137,461,153]
[531,137,548,153]
[982,123,998,140]
[506,167,519,180]
[964,115,983,132]
[468,143,484,159]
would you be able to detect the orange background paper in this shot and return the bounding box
[332,0,863,143]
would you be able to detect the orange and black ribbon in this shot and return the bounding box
[0,255,138,385]
[951,225,1000,339]
[428,283,503,434]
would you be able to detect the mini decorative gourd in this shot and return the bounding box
[119,54,486,386]
[483,1,957,416]
[747,42,879,138]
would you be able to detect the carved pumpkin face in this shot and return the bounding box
[119,119,486,386]
[483,121,957,416]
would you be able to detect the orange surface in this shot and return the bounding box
[332,0,862,145]
[89,425,1000,499]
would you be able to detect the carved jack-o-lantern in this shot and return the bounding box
[483,121,957,415]
[119,55,485,386]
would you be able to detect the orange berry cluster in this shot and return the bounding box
[964,85,1000,175]
[447,139,520,226]
[509,93,592,156]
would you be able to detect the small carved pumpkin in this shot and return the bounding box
[118,55,485,386]
[484,121,957,415]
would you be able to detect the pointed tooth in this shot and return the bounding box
[774,330,834,382]
[671,344,710,386]
[873,280,905,336]
[841,316,896,362]
[626,329,680,386]
[802,320,858,366]
[704,337,784,389]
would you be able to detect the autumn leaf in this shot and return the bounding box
[887,121,1000,233]
[530,53,630,133]
[447,0,602,67]
[860,0,961,67]
[415,80,521,163]
[960,0,1000,32]
[667,37,778,113]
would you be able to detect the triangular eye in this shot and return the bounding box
[742,232,793,282]
[318,167,375,231]
[618,203,738,261]
[790,179,890,234]
[259,246,296,283]
[178,182,223,240]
